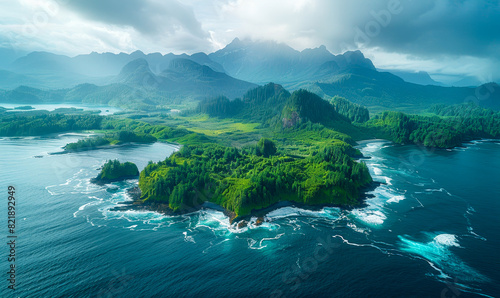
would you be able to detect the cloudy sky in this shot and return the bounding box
[1,0,499,83]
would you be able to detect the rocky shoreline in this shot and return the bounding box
[90,175,139,186]
[111,180,382,226]
[110,186,240,221]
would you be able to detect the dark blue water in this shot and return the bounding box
[1,136,498,297]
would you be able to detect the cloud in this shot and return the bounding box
[0,0,212,55]
[197,0,500,81]
[1,0,499,81]
[63,0,213,53]
[356,0,500,58]
[64,0,207,38]
[202,0,500,56]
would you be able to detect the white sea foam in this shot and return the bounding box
[113,209,167,223]
[352,141,415,227]
[265,206,340,222]
[463,206,487,241]
[73,200,101,217]
[373,167,383,176]
[183,231,196,243]
[350,209,387,226]
[387,195,406,203]
[247,233,285,250]
[397,233,488,283]
[361,141,390,153]
[433,234,460,247]
[369,186,406,205]
[347,222,367,234]
[424,188,452,196]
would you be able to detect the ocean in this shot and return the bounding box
[1,135,498,297]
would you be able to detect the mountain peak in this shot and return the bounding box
[121,58,150,72]
[117,58,156,86]
[300,45,334,62]
[225,37,244,50]
[168,58,204,72]
[336,50,375,70]
[130,50,145,57]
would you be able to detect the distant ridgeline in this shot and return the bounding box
[3,41,500,113]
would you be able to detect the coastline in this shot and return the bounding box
[90,175,140,186]
[106,138,386,225]
[115,178,382,225]
[50,140,181,155]
[106,137,498,225]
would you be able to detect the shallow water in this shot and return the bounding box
[0,136,498,297]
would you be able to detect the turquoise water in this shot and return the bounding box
[0,136,498,297]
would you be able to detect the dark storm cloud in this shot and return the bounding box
[64,0,207,38]
[2,0,499,80]
[350,0,500,58]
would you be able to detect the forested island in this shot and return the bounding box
[2,83,500,221]
[64,130,156,152]
[91,159,139,184]
[137,140,372,220]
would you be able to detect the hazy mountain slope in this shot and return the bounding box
[115,58,158,87]
[119,58,256,100]
[0,58,256,108]
[160,58,255,99]
[3,50,226,90]
[303,67,500,111]
[208,38,375,88]
[207,39,500,112]
[380,69,444,86]
[452,76,484,87]
[5,51,113,88]
[0,86,66,103]
[3,39,499,112]
[0,47,27,68]
[0,70,42,89]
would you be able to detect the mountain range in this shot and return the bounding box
[0,39,499,111]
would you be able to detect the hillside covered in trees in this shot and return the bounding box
[3,83,500,219]
[138,140,372,219]
[133,85,377,218]
[0,113,102,136]
[363,105,500,148]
